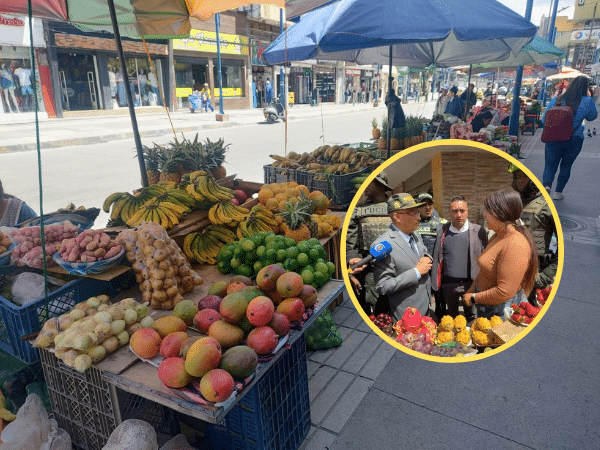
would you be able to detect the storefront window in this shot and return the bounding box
[108,56,164,108]
[213,60,244,97]
[0,48,39,113]
[174,60,208,108]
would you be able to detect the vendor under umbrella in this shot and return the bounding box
[0,180,37,227]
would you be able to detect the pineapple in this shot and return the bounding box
[372,118,381,139]
[159,149,185,183]
[204,137,230,180]
[142,144,165,185]
[279,200,312,243]
[378,117,388,150]
[390,128,402,151]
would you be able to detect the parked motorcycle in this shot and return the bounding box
[263,97,286,123]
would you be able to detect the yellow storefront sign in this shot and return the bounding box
[176,87,193,98]
[173,30,249,55]
[213,88,243,97]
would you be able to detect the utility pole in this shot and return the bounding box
[508,0,534,138]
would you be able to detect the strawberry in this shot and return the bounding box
[530,306,540,316]
[524,316,533,324]
[518,315,528,324]
[512,305,522,315]
[511,313,522,322]
[519,301,529,310]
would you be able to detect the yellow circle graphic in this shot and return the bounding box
[340,139,564,362]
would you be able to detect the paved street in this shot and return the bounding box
[0,101,434,227]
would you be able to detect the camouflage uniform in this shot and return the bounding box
[417,210,447,256]
[520,193,557,289]
[346,201,391,314]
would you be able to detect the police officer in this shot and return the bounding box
[416,193,447,256]
[346,172,393,315]
[509,164,557,303]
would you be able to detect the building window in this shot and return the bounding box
[213,60,244,97]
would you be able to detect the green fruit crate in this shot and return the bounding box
[0,266,113,364]
[204,334,311,450]
[263,165,297,185]
[40,347,178,450]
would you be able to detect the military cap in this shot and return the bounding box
[387,193,425,214]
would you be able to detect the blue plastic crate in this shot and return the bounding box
[0,271,111,364]
[205,335,311,450]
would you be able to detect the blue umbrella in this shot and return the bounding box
[263,0,536,68]
[263,0,536,157]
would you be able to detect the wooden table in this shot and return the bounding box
[100,277,345,424]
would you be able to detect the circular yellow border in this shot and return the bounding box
[340,139,564,363]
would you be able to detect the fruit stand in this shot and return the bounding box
[36,268,344,450]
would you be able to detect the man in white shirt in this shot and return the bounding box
[434,84,450,116]
[431,196,488,320]
[372,193,433,320]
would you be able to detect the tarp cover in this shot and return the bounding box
[0,0,285,37]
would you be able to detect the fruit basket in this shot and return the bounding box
[52,247,126,276]
[0,242,16,267]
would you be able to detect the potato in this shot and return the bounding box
[152,289,168,303]
[146,258,158,269]
[151,279,164,290]
[153,239,166,249]
[160,300,173,310]
[158,260,170,271]
[151,268,166,280]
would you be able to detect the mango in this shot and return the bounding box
[130,328,161,359]
[246,296,275,327]
[158,357,192,388]
[159,331,189,358]
[193,309,221,333]
[208,320,245,349]
[173,300,199,325]
[185,338,222,378]
[268,312,291,337]
[276,272,304,298]
[153,316,187,338]
[299,285,318,308]
[246,326,278,355]
[200,369,235,403]
[276,297,305,322]
[180,336,201,358]
[256,264,286,293]
[207,281,228,298]
[219,292,249,324]
[197,295,223,311]
[219,345,258,379]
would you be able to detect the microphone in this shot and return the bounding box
[348,241,393,272]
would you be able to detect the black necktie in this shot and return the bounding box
[409,234,419,256]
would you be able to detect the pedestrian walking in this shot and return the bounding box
[200,83,215,112]
[541,76,598,200]
[462,189,538,319]
[265,78,273,105]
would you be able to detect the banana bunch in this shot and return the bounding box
[352,174,370,191]
[208,201,250,226]
[126,197,191,228]
[185,172,235,204]
[103,185,195,225]
[237,205,278,239]
[183,225,237,265]
[270,145,381,175]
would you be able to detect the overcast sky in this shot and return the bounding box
[498,0,575,25]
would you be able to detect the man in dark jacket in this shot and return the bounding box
[431,196,488,320]
[416,193,447,256]
[460,83,477,118]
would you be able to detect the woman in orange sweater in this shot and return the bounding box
[463,189,538,318]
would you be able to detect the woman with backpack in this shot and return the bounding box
[541,76,598,200]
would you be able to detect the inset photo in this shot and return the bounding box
[342,142,563,361]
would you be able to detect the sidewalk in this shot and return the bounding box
[0,100,435,153]
[299,126,600,450]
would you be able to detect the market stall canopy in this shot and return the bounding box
[262,0,537,67]
[453,36,565,75]
[285,0,337,21]
[0,0,285,37]
[546,67,590,80]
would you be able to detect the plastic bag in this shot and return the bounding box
[159,434,197,450]
[10,272,63,306]
[304,309,343,351]
[116,223,203,310]
[100,419,158,450]
[10,221,79,268]
[0,394,71,450]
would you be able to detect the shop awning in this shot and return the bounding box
[0,0,286,37]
